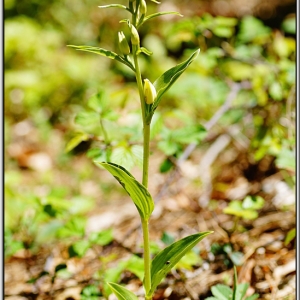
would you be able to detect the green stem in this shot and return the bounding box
[133,46,150,188]
[132,7,152,299]
[142,123,150,188]
[142,218,151,299]
[133,37,152,300]
[133,47,146,123]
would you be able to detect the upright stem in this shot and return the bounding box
[142,123,150,188]
[142,218,151,299]
[133,42,152,298]
[133,48,146,124]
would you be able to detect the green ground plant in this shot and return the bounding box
[205,267,259,300]
[69,1,213,299]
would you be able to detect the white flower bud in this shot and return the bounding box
[130,24,140,46]
[144,79,157,104]
[118,31,130,55]
[140,0,147,15]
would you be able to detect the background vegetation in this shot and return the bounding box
[5,0,296,299]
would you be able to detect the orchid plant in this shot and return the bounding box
[69,1,213,299]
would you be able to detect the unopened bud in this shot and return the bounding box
[140,0,147,15]
[118,31,130,55]
[144,79,157,104]
[130,25,140,46]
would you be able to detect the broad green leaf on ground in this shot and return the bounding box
[237,16,271,44]
[148,49,200,122]
[235,283,249,300]
[284,228,296,246]
[68,45,135,71]
[211,284,232,300]
[96,162,154,220]
[107,282,139,300]
[68,240,90,257]
[148,231,212,296]
[223,198,264,220]
[56,216,86,238]
[245,294,259,300]
[242,196,264,210]
[89,229,114,246]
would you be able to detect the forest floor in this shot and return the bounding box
[5,142,296,299]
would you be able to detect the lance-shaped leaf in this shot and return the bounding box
[137,47,153,56]
[107,282,139,300]
[68,45,135,71]
[96,162,154,220]
[98,4,128,11]
[140,11,183,26]
[147,49,200,122]
[148,231,213,296]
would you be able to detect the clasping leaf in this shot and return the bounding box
[67,45,135,71]
[148,231,213,296]
[96,162,154,220]
[107,282,139,300]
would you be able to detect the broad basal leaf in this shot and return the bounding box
[96,162,154,220]
[107,282,139,300]
[148,231,212,296]
[68,45,135,71]
[148,49,200,122]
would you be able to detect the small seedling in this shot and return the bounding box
[223,195,264,232]
[205,266,259,300]
[69,0,213,299]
